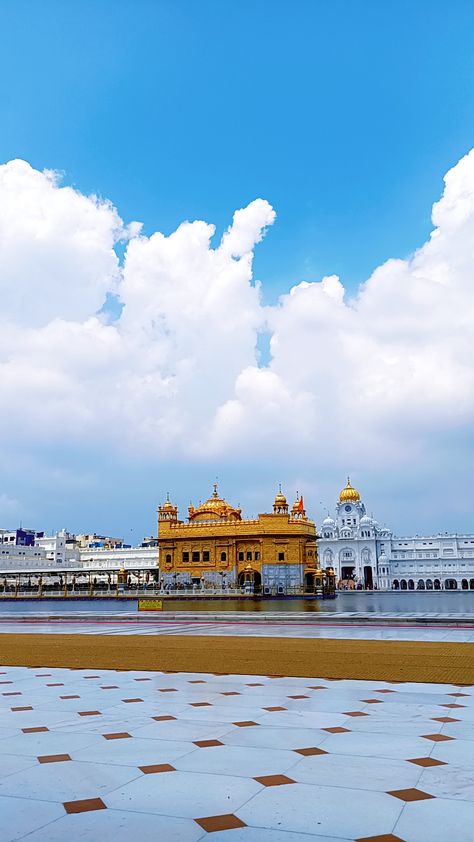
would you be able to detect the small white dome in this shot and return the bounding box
[322,516,335,527]
[359,515,372,525]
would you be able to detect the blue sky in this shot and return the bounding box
[1,1,474,538]
[2,0,473,298]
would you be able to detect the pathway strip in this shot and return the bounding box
[1,633,473,684]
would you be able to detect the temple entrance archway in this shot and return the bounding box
[238,568,261,594]
[364,566,373,589]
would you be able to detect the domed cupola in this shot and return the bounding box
[273,485,289,515]
[188,483,241,523]
[359,515,372,526]
[158,493,178,522]
[291,494,306,519]
[322,515,336,527]
[339,477,361,503]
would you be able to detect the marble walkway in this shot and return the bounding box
[0,664,474,841]
[1,618,474,641]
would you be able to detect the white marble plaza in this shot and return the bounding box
[1,617,474,642]
[0,664,473,840]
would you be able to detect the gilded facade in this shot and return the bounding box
[158,484,320,594]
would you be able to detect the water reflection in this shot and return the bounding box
[3,592,474,614]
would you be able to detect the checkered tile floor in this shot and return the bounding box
[0,665,473,841]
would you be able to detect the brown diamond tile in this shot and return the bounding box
[221,692,241,696]
[122,698,143,703]
[408,757,448,767]
[101,685,119,689]
[361,699,383,704]
[60,695,80,700]
[422,733,454,742]
[103,732,131,740]
[193,739,224,748]
[64,798,107,814]
[294,747,328,756]
[158,688,177,693]
[78,710,101,716]
[374,688,396,693]
[448,692,470,697]
[22,726,49,733]
[246,683,264,687]
[288,694,310,700]
[134,677,151,681]
[195,814,246,832]
[344,711,369,717]
[388,788,435,802]
[84,676,100,679]
[233,720,259,727]
[12,706,33,712]
[307,685,327,690]
[0,681,13,684]
[191,702,212,707]
[263,706,287,712]
[152,715,177,722]
[46,683,64,687]
[441,703,465,709]
[431,716,460,723]
[38,754,71,764]
[322,726,350,733]
[3,692,21,696]
[254,774,296,787]
[139,763,176,774]
[356,835,407,842]
[189,680,206,684]
[35,674,51,678]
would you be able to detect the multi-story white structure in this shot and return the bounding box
[35,530,79,565]
[78,545,158,571]
[318,479,474,591]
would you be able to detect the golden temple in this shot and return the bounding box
[158,483,334,595]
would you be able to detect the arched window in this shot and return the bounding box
[220,551,227,561]
[323,549,333,564]
[165,554,172,564]
[408,579,415,590]
[400,579,407,589]
[361,548,371,563]
[392,579,399,589]
[417,579,425,590]
[462,579,468,590]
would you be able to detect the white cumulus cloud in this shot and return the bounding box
[0,151,474,524]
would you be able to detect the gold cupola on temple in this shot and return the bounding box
[188,483,241,523]
[339,477,361,503]
[273,485,289,514]
[292,494,306,519]
[158,493,178,522]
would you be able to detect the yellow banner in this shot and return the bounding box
[138,599,163,611]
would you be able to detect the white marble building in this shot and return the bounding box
[318,479,474,591]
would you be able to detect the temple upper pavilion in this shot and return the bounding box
[158,484,319,594]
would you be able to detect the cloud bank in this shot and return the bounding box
[1,152,474,511]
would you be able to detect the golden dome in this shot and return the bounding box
[189,483,241,522]
[162,493,175,511]
[273,484,287,507]
[339,477,360,503]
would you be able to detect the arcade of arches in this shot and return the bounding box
[392,578,474,590]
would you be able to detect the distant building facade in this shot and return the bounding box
[319,479,474,590]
